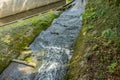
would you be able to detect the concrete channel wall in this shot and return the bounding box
[0,0,63,18]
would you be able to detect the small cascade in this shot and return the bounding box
[30,0,87,80]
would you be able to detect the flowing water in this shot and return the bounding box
[0,0,87,80]
[30,0,87,80]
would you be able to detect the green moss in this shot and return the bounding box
[65,24,87,80]
[0,11,60,73]
[25,55,34,63]
[66,0,72,3]
[108,62,117,73]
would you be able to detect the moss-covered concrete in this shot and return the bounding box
[0,11,60,73]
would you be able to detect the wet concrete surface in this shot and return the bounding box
[0,62,35,80]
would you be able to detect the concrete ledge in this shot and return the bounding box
[0,0,63,18]
[0,0,66,26]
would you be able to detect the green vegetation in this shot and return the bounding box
[66,0,120,80]
[0,11,60,73]
[66,0,72,3]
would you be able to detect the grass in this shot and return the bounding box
[0,11,60,73]
[66,0,120,80]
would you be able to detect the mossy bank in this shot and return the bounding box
[66,0,120,80]
[0,11,60,73]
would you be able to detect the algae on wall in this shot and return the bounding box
[0,11,59,73]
